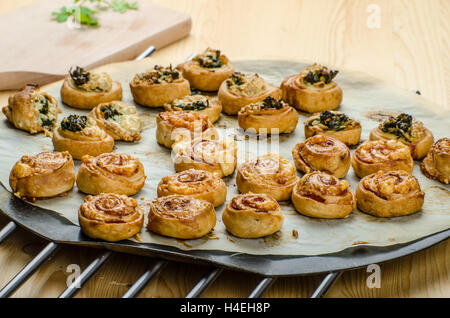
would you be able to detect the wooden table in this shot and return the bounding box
[0,0,448,298]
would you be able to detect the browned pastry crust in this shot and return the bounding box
[2,84,59,134]
[61,71,122,110]
[89,101,143,141]
[236,153,298,201]
[146,195,216,239]
[52,116,114,160]
[222,193,284,238]
[281,64,342,113]
[291,171,356,219]
[237,97,299,134]
[173,138,237,178]
[351,140,414,178]
[157,169,227,207]
[177,48,234,91]
[356,170,424,217]
[79,193,144,242]
[76,153,146,196]
[304,111,361,146]
[420,137,450,184]
[156,111,218,149]
[369,113,433,160]
[9,151,75,199]
[130,65,190,107]
[164,95,222,123]
[218,72,282,115]
[292,135,350,178]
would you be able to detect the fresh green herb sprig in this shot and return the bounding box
[52,0,138,27]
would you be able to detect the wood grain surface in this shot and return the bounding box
[0,0,449,298]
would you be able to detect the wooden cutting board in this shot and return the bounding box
[0,0,191,90]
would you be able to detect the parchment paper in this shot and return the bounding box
[0,60,448,256]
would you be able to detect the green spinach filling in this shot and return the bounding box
[309,111,350,131]
[228,72,245,86]
[380,113,413,140]
[175,99,209,111]
[261,97,284,109]
[69,66,90,86]
[196,50,222,68]
[304,68,338,85]
[101,105,122,120]
[61,115,88,132]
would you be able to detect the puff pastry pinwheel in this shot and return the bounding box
[146,195,216,239]
[351,140,414,178]
[9,151,75,200]
[237,97,299,134]
[177,48,234,92]
[218,72,282,115]
[130,65,190,107]
[292,135,350,178]
[157,169,227,207]
[164,94,222,124]
[173,138,237,178]
[3,84,59,134]
[52,115,114,160]
[369,113,433,160]
[236,153,298,201]
[79,193,144,242]
[304,110,361,146]
[222,193,284,238]
[61,66,122,110]
[291,171,356,219]
[89,101,143,142]
[76,153,146,196]
[281,63,342,113]
[156,111,218,149]
[356,170,424,217]
[421,137,450,184]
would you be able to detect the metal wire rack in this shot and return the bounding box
[0,46,341,298]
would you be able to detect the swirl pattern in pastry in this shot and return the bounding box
[9,151,75,199]
[79,193,144,242]
[420,137,450,184]
[76,153,146,196]
[236,153,298,201]
[52,115,114,160]
[173,138,237,178]
[281,63,342,113]
[356,170,424,217]
[292,135,350,178]
[222,193,284,238]
[237,97,299,134]
[291,171,356,218]
[146,195,216,239]
[157,169,227,207]
[351,140,414,178]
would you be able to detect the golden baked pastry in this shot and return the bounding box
[61,66,122,110]
[157,169,227,207]
[236,153,298,201]
[177,48,234,91]
[173,138,237,178]
[89,101,143,142]
[52,115,114,160]
[130,65,190,107]
[421,137,450,184]
[218,72,282,115]
[76,153,146,196]
[9,151,75,199]
[3,84,59,134]
[291,171,356,219]
[281,63,342,113]
[356,170,424,217]
[369,113,433,160]
[79,193,144,242]
[164,94,222,123]
[351,140,414,178]
[156,111,218,149]
[146,195,216,239]
[292,135,350,178]
[304,110,361,146]
[222,193,284,238]
[237,97,299,134]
